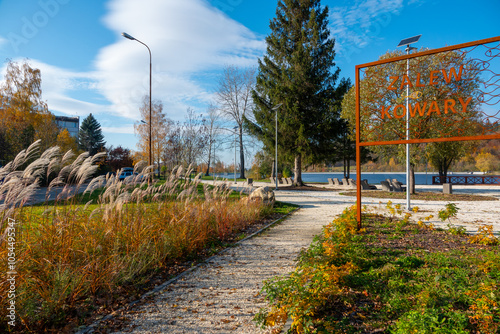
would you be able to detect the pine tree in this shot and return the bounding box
[78,113,105,155]
[246,0,349,185]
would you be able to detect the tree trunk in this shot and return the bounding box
[205,151,211,176]
[344,157,351,179]
[294,154,303,186]
[409,164,416,194]
[271,160,275,181]
[438,158,452,183]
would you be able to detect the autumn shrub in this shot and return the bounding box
[256,204,500,333]
[468,224,499,245]
[255,206,362,333]
[0,141,270,332]
[438,202,459,222]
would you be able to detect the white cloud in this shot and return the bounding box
[0,59,105,117]
[93,0,266,120]
[17,59,107,117]
[102,125,135,134]
[329,0,404,61]
[3,0,265,125]
[0,35,7,48]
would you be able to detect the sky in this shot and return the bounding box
[0,0,499,163]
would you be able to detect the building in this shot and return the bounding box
[55,116,79,138]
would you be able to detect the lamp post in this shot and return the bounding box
[398,35,421,211]
[272,104,282,190]
[122,32,153,168]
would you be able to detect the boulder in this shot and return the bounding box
[249,186,275,205]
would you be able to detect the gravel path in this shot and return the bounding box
[106,183,499,334]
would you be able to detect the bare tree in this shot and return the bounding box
[181,108,207,167]
[203,104,224,176]
[215,65,256,179]
[162,122,182,171]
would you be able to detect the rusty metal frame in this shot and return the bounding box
[355,36,500,227]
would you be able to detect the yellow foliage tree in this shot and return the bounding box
[475,151,499,174]
[389,157,397,172]
[0,60,59,159]
[134,95,171,168]
[56,129,78,154]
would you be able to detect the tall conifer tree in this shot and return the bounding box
[78,113,105,155]
[246,0,349,185]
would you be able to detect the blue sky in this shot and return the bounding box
[0,0,499,162]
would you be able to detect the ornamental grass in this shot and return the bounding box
[0,141,268,332]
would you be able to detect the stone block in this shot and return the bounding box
[443,183,453,194]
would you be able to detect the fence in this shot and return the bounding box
[432,175,500,185]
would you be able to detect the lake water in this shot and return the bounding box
[302,172,464,185]
[213,172,480,185]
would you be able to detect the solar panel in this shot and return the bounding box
[397,35,422,47]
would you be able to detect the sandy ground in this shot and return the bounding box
[80,181,499,334]
[268,182,500,234]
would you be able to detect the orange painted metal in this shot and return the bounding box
[358,36,500,69]
[355,36,500,228]
[359,134,500,147]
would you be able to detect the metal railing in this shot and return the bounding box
[432,175,500,185]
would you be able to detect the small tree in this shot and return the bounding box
[56,129,78,154]
[203,104,223,176]
[78,113,105,155]
[181,108,207,167]
[134,96,170,168]
[475,151,499,174]
[250,150,273,180]
[107,146,134,171]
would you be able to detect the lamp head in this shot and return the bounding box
[121,32,135,40]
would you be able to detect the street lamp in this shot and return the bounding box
[272,104,282,190]
[122,32,153,168]
[397,34,421,211]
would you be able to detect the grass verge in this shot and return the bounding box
[256,206,500,333]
